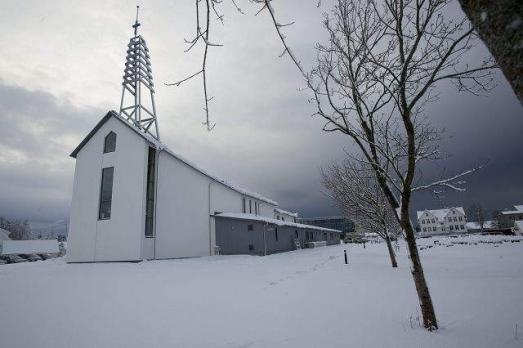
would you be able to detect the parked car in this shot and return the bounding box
[1,254,29,264]
[0,258,7,265]
[20,254,43,262]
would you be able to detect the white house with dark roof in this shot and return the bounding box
[417,207,467,236]
[66,16,340,262]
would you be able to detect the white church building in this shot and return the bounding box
[66,15,340,262]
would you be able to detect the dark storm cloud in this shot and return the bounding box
[0,81,103,222]
[411,78,523,219]
[0,0,521,228]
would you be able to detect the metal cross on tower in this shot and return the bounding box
[119,6,160,140]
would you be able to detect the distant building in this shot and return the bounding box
[514,220,523,235]
[417,207,467,236]
[497,205,523,229]
[274,208,298,222]
[297,217,354,238]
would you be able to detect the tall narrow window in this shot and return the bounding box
[104,132,116,153]
[242,198,246,213]
[145,147,156,237]
[275,228,278,241]
[98,167,114,220]
[249,200,252,214]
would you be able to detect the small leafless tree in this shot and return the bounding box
[322,159,401,268]
[468,203,485,232]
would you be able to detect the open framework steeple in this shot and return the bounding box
[119,6,160,140]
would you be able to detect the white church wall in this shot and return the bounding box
[67,118,148,262]
[67,146,99,262]
[155,150,278,259]
[155,151,212,258]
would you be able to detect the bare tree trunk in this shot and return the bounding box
[458,0,523,104]
[384,233,398,268]
[403,217,438,330]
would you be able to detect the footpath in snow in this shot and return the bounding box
[0,235,522,348]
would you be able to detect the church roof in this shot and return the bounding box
[215,213,341,233]
[274,208,298,218]
[70,111,278,206]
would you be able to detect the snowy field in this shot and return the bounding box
[0,235,522,348]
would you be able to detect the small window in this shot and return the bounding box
[98,167,114,220]
[103,132,116,153]
[248,244,254,251]
[423,227,426,232]
[433,227,436,231]
[459,216,463,221]
[275,228,279,241]
[460,225,464,230]
[450,225,454,230]
[247,224,253,231]
[242,198,246,213]
[295,230,298,238]
[431,219,435,223]
[422,220,425,224]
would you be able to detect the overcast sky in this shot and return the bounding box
[0,0,522,230]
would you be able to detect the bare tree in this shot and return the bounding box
[165,0,246,131]
[457,0,523,103]
[0,217,31,240]
[174,0,495,330]
[468,203,485,232]
[322,158,401,268]
[260,0,495,330]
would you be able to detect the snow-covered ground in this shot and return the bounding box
[0,235,522,348]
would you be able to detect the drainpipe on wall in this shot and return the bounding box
[208,181,213,256]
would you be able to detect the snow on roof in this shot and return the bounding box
[416,207,465,220]
[0,228,11,241]
[298,216,346,221]
[1,240,59,255]
[501,205,523,215]
[71,111,278,206]
[274,208,298,218]
[215,213,342,233]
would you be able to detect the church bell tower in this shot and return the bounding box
[119,6,160,140]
